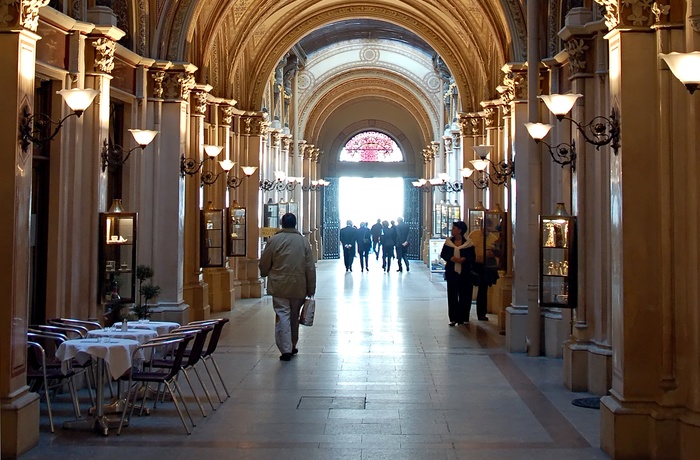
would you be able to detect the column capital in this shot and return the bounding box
[160,63,198,102]
[190,84,212,115]
[594,0,680,31]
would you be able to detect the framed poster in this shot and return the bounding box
[429,238,446,273]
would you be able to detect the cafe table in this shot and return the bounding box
[56,338,141,435]
[116,321,181,335]
[88,328,158,344]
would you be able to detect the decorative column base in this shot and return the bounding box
[150,301,190,324]
[505,305,528,352]
[488,274,512,333]
[203,267,235,312]
[1,390,40,458]
[237,258,263,298]
[183,281,210,321]
[563,340,612,395]
[600,394,700,459]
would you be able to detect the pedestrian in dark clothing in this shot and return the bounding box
[339,220,358,272]
[395,217,410,272]
[370,219,383,260]
[440,221,476,325]
[380,220,396,273]
[356,222,372,272]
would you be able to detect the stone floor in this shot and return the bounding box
[21,257,608,459]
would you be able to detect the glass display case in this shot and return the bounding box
[264,200,279,229]
[278,201,289,222]
[447,200,461,230]
[288,201,299,219]
[539,204,577,308]
[201,205,225,267]
[98,202,137,304]
[468,203,508,271]
[227,205,246,257]
[433,200,451,238]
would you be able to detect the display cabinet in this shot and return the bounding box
[433,200,452,238]
[468,203,508,271]
[288,201,299,219]
[99,203,137,304]
[278,201,289,221]
[201,206,225,267]
[539,204,577,308]
[264,200,279,229]
[227,205,246,257]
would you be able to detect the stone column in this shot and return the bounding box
[237,112,267,298]
[0,6,43,456]
[598,1,693,458]
[151,63,195,324]
[202,97,236,313]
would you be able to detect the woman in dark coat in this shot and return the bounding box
[440,221,476,325]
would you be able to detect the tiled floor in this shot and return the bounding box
[22,257,609,459]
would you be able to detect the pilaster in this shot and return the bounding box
[0,24,42,458]
[150,62,191,324]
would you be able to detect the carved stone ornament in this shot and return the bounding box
[92,38,116,74]
[594,0,619,29]
[163,71,196,101]
[244,117,252,134]
[281,135,292,153]
[298,141,307,158]
[651,2,671,24]
[443,136,453,153]
[452,133,461,150]
[483,107,496,128]
[497,86,513,116]
[222,106,234,125]
[430,142,440,158]
[151,71,166,99]
[466,115,483,137]
[565,38,590,74]
[192,91,208,115]
[312,148,321,162]
[6,0,51,32]
[595,0,671,29]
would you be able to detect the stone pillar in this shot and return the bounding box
[0,10,43,457]
[598,1,693,458]
[151,64,195,324]
[201,97,236,313]
[237,112,267,298]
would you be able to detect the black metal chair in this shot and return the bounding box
[26,340,82,432]
[152,324,216,416]
[117,336,193,435]
[188,318,230,402]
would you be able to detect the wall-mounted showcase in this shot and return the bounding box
[228,205,246,257]
[433,200,459,239]
[98,203,137,304]
[201,206,225,267]
[539,204,577,308]
[468,203,508,271]
[264,200,279,229]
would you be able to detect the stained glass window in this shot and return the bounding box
[339,131,403,162]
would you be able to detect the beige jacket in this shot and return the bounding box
[259,228,316,299]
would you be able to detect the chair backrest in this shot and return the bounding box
[49,318,102,331]
[193,318,228,358]
[27,330,66,360]
[26,341,46,375]
[134,336,189,380]
[31,323,87,339]
[172,325,213,367]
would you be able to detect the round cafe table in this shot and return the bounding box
[88,328,158,344]
[115,321,181,335]
[56,338,142,435]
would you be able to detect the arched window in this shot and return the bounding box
[339,131,403,162]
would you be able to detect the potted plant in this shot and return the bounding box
[133,265,161,319]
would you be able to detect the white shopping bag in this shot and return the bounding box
[299,298,316,326]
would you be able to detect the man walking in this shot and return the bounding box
[395,217,410,272]
[356,222,372,272]
[339,220,358,272]
[370,219,383,260]
[259,213,316,361]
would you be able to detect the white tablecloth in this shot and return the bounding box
[119,321,181,335]
[56,338,141,380]
[88,329,158,344]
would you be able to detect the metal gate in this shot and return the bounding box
[322,177,340,258]
[403,178,422,259]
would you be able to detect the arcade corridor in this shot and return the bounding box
[22,258,605,459]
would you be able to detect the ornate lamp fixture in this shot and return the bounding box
[19,88,99,153]
[259,170,301,191]
[201,160,258,188]
[412,175,463,193]
[536,94,620,155]
[660,51,700,94]
[459,146,515,188]
[301,178,330,192]
[101,129,159,171]
[181,144,222,177]
[524,123,577,169]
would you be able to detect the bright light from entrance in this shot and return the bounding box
[339,177,405,226]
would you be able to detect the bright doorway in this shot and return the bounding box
[338,177,405,226]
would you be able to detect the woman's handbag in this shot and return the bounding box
[299,297,316,326]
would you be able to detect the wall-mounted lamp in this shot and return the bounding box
[259,170,301,191]
[412,175,464,193]
[201,160,258,188]
[660,51,700,94]
[19,88,99,153]
[524,123,577,169]
[101,129,159,172]
[536,94,620,155]
[301,178,331,192]
[460,145,515,188]
[181,144,222,177]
